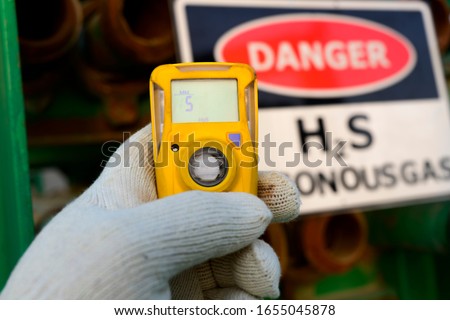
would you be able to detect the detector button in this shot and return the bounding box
[228,133,241,147]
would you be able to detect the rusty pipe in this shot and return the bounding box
[84,0,175,71]
[80,0,175,126]
[103,0,174,64]
[297,212,368,274]
[17,0,83,65]
[16,0,82,112]
[262,223,290,275]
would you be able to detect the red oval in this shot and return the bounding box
[215,14,416,97]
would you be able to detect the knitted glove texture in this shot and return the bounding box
[1,125,301,299]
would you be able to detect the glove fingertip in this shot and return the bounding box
[258,171,301,223]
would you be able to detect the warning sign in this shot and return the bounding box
[172,0,450,214]
[215,14,417,98]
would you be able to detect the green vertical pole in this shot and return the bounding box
[0,0,34,290]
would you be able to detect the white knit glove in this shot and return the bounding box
[1,125,300,299]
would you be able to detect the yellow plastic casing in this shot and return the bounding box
[149,62,258,198]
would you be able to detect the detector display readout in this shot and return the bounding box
[171,79,239,123]
[150,62,258,198]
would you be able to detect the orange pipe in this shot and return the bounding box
[103,0,174,64]
[80,0,175,126]
[297,212,368,274]
[85,0,175,70]
[262,223,289,275]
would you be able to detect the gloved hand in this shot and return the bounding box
[1,125,301,299]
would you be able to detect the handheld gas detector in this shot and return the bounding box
[149,62,258,198]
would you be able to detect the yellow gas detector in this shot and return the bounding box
[149,62,258,198]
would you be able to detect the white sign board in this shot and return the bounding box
[173,0,450,214]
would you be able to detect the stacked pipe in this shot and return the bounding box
[79,0,175,126]
[263,212,369,298]
[16,0,82,112]
[16,0,175,126]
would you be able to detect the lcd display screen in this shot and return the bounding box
[171,79,239,123]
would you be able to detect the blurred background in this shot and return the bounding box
[1,0,450,299]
